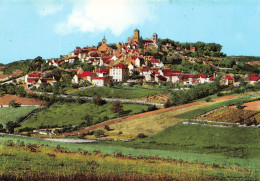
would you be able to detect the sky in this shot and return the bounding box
[0,0,260,64]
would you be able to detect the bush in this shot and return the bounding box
[205,97,212,102]
[217,92,223,97]
[94,129,105,137]
[137,133,147,139]
[104,125,111,131]
[236,102,244,109]
[147,105,158,111]
[93,96,106,106]
[9,100,21,108]
[111,101,123,113]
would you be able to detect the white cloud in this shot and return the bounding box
[55,0,155,36]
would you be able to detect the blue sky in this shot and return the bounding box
[0,0,260,64]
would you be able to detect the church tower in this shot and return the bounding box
[133,29,140,43]
[153,33,158,45]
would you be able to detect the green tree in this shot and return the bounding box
[9,100,21,108]
[15,86,27,97]
[6,121,17,133]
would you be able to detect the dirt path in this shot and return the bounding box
[62,94,245,137]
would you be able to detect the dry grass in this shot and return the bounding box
[98,101,223,139]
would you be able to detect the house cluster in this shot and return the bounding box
[22,29,259,89]
[24,73,56,89]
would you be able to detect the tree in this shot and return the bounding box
[0,124,5,132]
[94,129,105,137]
[15,86,27,97]
[6,121,17,133]
[9,100,21,108]
[111,101,123,113]
[93,96,106,106]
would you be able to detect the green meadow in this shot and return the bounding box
[0,107,39,128]
[18,102,149,130]
[69,87,164,99]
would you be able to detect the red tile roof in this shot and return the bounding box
[197,74,207,78]
[189,75,196,78]
[27,78,39,83]
[150,57,160,63]
[225,75,233,80]
[28,74,40,78]
[157,75,167,81]
[153,70,159,74]
[209,77,214,81]
[77,72,94,78]
[248,74,260,81]
[112,63,128,69]
[93,77,107,80]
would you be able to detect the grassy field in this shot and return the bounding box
[0,107,39,128]
[0,135,259,180]
[93,95,255,139]
[18,102,149,131]
[104,123,260,161]
[69,87,164,99]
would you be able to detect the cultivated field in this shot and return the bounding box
[82,94,260,139]
[0,94,45,106]
[242,100,260,111]
[197,107,260,125]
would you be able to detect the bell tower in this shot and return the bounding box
[134,29,139,43]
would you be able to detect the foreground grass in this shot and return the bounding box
[0,136,259,180]
[0,107,39,128]
[18,102,149,131]
[70,87,164,99]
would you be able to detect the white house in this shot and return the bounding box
[109,63,129,82]
[72,72,94,84]
[245,74,260,85]
[92,77,110,87]
[196,74,208,84]
[128,63,135,75]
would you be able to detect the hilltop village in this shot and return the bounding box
[22,29,245,89]
[1,29,260,97]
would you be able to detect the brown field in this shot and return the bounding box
[136,92,170,104]
[249,61,260,66]
[242,100,260,111]
[0,94,45,106]
[0,70,23,79]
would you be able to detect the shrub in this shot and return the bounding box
[147,105,157,111]
[236,102,244,109]
[205,97,212,102]
[104,125,111,131]
[137,133,147,139]
[111,101,123,113]
[217,92,223,97]
[94,129,105,137]
[93,96,106,106]
[9,100,21,108]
